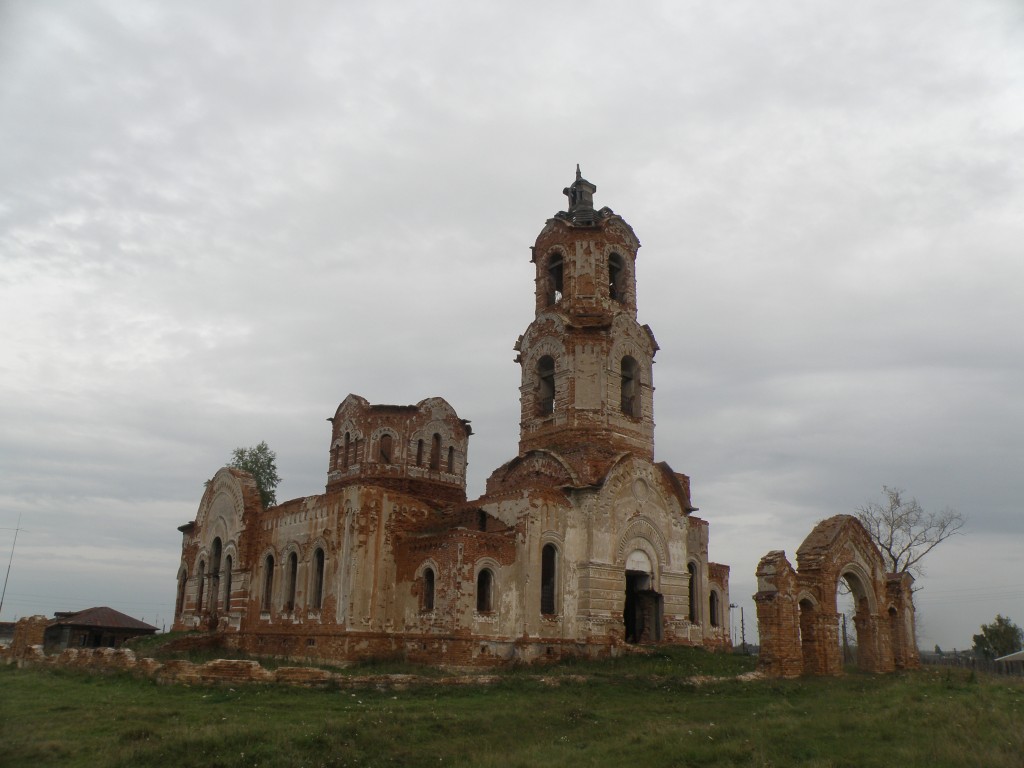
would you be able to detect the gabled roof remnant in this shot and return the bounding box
[49,606,157,631]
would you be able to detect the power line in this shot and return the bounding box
[0,514,22,616]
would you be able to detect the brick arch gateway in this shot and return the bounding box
[754,515,920,677]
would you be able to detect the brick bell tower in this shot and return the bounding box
[515,167,659,473]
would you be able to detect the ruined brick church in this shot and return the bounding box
[173,169,731,664]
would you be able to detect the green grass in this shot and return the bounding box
[2,655,1022,767]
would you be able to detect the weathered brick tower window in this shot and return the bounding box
[536,356,555,415]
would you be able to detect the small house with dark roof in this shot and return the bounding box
[43,606,157,652]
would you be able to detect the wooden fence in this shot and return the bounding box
[920,652,1024,677]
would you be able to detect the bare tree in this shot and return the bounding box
[856,485,964,578]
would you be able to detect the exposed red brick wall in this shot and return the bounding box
[8,615,48,657]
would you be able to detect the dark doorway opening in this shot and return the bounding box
[624,570,663,643]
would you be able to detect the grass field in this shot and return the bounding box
[2,649,1022,768]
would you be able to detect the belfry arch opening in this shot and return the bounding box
[620,356,640,418]
[608,252,625,302]
[537,356,555,416]
[546,252,564,305]
[623,549,662,643]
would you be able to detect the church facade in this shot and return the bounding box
[173,170,731,664]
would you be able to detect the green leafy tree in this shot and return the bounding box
[972,614,1024,660]
[229,441,281,509]
[856,486,964,579]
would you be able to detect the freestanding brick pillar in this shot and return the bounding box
[754,551,803,678]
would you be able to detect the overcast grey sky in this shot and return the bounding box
[2,0,1022,649]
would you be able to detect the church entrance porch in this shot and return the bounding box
[624,570,663,643]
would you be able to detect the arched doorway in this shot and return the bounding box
[838,567,879,672]
[623,549,662,643]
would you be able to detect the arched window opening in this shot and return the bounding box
[620,356,640,418]
[537,356,555,416]
[477,569,494,613]
[541,544,557,615]
[262,555,275,612]
[176,569,187,617]
[546,252,564,305]
[211,539,222,574]
[478,510,487,532]
[196,560,206,613]
[609,253,625,302]
[223,555,233,614]
[422,567,435,612]
[430,433,442,470]
[343,432,351,469]
[379,433,393,464]
[285,552,298,612]
[312,548,325,610]
[416,439,424,466]
[447,446,455,473]
[709,590,720,627]
[210,538,222,613]
[687,562,697,623]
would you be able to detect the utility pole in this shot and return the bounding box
[740,606,748,654]
[729,603,738,647]
[0,514,23,617]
